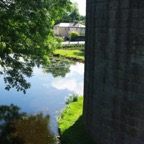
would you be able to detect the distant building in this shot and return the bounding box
[54,22,85,37]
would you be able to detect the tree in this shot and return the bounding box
[80,15,86,25]
[0,0,71,93]
[58,2,80,23]
[68,2,80,22]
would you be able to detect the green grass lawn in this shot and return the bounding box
[58,97,94,144]
[54,49,84,62]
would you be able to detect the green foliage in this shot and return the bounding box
[80,15,86,25]
[56,37,64,43]
[65,93,79,104]
[62,43,85,50]
[56,37,64,48]
[70,31,79,41]
[58,2,80,23]
[80,15,86,21]
[58,97,94,144]
[58,97,83,134]
[0,0,71,92]
[68,2,80,22]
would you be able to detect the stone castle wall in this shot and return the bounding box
[83,0,144,143]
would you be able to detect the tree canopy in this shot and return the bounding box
[0,0,71,93]
[57,2,81,23]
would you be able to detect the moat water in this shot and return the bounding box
[0,59,84,143]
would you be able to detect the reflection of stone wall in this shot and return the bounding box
[83,1,144,144]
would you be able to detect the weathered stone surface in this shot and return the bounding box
[83,0,144,143]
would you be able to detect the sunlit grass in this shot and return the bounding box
[54,49,84,61]
[58,97,83,133]
[58,97,94,144]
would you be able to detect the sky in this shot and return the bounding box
[71,0,86,16]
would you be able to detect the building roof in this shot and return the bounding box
[54,23,85,28]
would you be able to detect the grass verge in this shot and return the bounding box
[53,49,84,62]
[58,97,94,144]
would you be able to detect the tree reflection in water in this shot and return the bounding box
[0,54,37,93]
[42,58,75,78]
[0,55,73,93]
[0,104,55,144]
[0,57,74,143]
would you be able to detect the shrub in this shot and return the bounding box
[56,37,64,48]
[65,93,79,105]
[56,37,64,43]
[62,44,85,50]
[70,31,79,41]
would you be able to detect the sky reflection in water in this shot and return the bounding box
[0,62,84,136]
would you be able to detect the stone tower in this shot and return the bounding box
[83,0,144,144]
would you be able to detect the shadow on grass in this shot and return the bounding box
[73,51,84,57]
[60,116,94,144]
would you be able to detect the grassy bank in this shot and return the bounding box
[58,97,94,144]
[53,49,84,62]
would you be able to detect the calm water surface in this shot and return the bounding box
[0,60,84,138]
